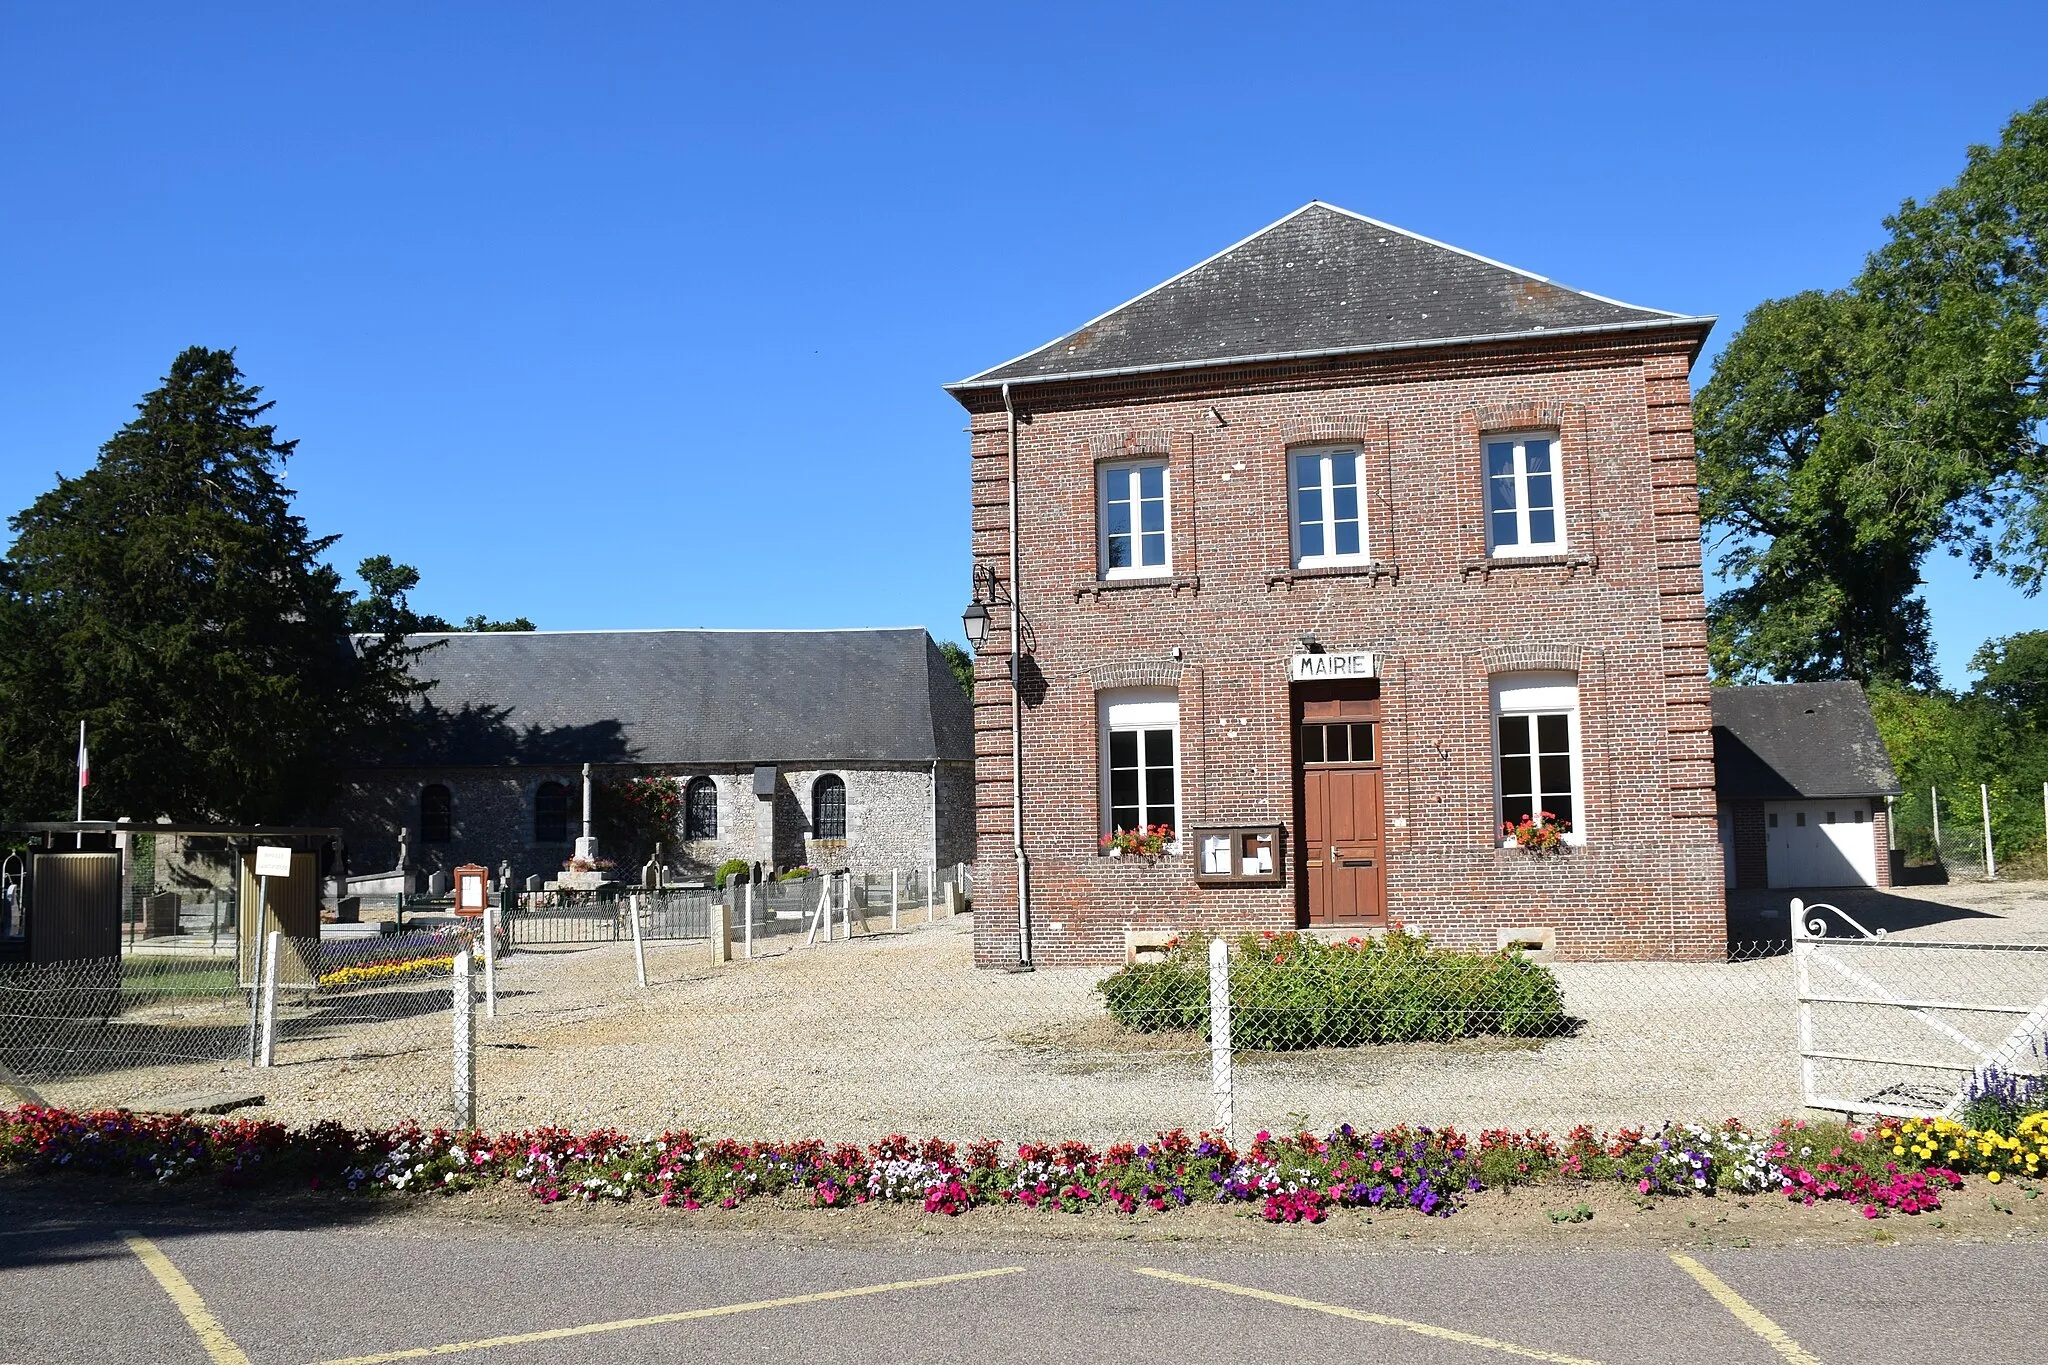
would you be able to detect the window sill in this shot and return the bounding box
[1461,552,1598,581]
[1074,575,1201,600]
[1264,560,1401,588]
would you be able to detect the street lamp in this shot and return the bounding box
[962,563,1002,647]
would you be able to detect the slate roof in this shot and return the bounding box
[1712,682,1902,801]
[950,202,1711,391]
[354,629,974,769]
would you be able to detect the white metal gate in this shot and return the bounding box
[1794,899,2048,1117]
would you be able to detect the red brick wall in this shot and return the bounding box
[960,332,1725,964]
[1728,800,1768,889]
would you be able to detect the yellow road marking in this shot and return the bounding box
[314,1265,1025,1365]
[123,1234,255,1365]
[1129,1267,1610,1364]
[1669,1254,1824,1365]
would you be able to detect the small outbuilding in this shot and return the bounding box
[1712,682,1902,890]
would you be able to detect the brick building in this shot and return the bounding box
[947,202,1725,965]
[327,628,974,888]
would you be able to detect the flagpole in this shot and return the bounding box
[76,719,86,822]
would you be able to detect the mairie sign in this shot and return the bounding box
[1288,651,1377,681]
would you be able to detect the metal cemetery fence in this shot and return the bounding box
[502,865,971,947]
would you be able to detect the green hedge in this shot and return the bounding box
[1096,929,1566,1050]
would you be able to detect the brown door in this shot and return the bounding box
[1296,688,1386,926]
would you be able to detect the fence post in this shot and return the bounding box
[452,948,476,1129]
[890,870,900,932]
[482,900,499,1019]
[1981,783,1997,880]
[1791,903,1816,1109]
[244,932,265,1067]
[742,881,754,960]
[1208,936,1233,1144]
[630,893,648,986]
[709,893,731,966]
[839,873,851,939]
[258,930,281,1067]
[1931,786,1941,857]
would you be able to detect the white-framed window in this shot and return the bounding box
[1099,461,1170,578]
[1484,433,1566,557]
[1100,688,1179,837]
[1290,446,1368,566]
[1492,671,1585,844]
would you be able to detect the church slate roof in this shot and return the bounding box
[949,202,1711,391]
[1712,682,1902,801]
[356,628,974,768]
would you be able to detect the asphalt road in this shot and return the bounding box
[1,1205,2041,1365]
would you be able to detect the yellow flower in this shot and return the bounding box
[1988,1170,2003,1183]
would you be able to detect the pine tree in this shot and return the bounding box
[0,347,421,822]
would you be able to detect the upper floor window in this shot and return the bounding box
[812,774,847,840]
[420,784,453,844]
[1100,688,1178,838]
[533,781,569,843]
[1099,461,1170,578]
[1485,434,1566,557]
[684,777,718,840]
[1291,447,1367,566]
[1492,672,1584,844]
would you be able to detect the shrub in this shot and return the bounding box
[714,859,751,889]
[1096,928,1565,1049]
[1957,1067,2048,1136]
[778,865,819,882]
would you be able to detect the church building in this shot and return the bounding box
[329,627,975,887]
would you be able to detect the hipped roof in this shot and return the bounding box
[949,202,1711,393]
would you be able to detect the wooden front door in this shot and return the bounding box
[1296,689,1386,926]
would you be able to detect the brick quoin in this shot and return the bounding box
[953,295,1725,968]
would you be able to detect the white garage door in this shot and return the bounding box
[1765,800,1878,888]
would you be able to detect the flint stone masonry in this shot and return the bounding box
[325,629,975,887]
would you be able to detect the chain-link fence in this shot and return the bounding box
[1890,782,2048,879]
[5,886,2041,1145]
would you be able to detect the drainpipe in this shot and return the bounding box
[1004,381,1033,969]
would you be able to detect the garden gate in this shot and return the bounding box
[1793,899,2048,1118]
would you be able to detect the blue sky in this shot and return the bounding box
[1,3,2042,686]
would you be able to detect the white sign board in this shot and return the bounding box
[458,873,486,909]
[1288,651,1377,681]
[254,845,294,878]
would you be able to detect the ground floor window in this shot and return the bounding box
[534,781,569,842]
[684,776,717,839]
[1491,672,1583,843]
[812,774,846,839]
[1100,688,1178,837]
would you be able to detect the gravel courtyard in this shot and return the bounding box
[22,878,2043,1141]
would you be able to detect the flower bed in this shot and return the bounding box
[1098,929,1565,1048]
[6,1105,2037,1224]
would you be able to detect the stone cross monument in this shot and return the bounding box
[574,761,599,863]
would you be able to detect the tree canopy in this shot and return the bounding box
[1697,99,2048,684]
[0,348,422,823]
[345,555,534,634]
